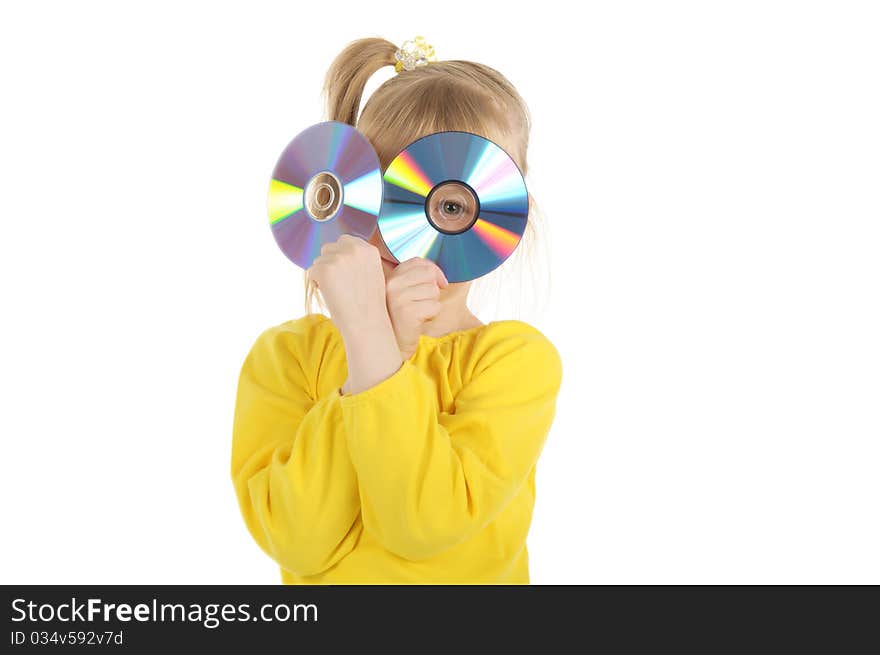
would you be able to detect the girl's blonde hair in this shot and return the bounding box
[305,37,549,320]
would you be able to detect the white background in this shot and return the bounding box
[1,1,878,584]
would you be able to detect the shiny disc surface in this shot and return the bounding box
[268,121,383,269]
[378,131,528,282]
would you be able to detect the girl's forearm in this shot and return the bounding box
[340,315,404,396]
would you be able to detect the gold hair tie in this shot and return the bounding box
[394,36,437,73]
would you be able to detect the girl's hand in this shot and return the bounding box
[307,234,389,339]
[385,257,449,359]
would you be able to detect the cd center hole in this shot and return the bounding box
[305,171,343,221]
[316,185,333,209]
[425,181,480,234]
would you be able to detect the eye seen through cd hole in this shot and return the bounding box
[424,180,480,235]
[305,170,343,221]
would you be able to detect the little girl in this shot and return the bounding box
[230,36,563,584]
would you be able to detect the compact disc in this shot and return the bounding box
[377,131,528,282]
[267,121,383,269]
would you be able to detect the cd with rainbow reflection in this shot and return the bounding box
[378,131,528,283]
[268,121,383,269]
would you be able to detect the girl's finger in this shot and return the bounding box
[394,256,441,276]
[391,258,447,287]
[436,265,449,288]
[405,298,444,321]
[390,281,443,303]
[394,256,430,271]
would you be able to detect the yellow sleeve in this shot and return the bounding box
[230,317,361,577]
[338,327,563,561]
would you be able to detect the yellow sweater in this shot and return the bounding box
[230,313,562,584]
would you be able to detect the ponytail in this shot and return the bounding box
[322,38,397,125]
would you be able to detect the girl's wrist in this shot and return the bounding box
[336,299,391,341]
[340,318,403,395]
